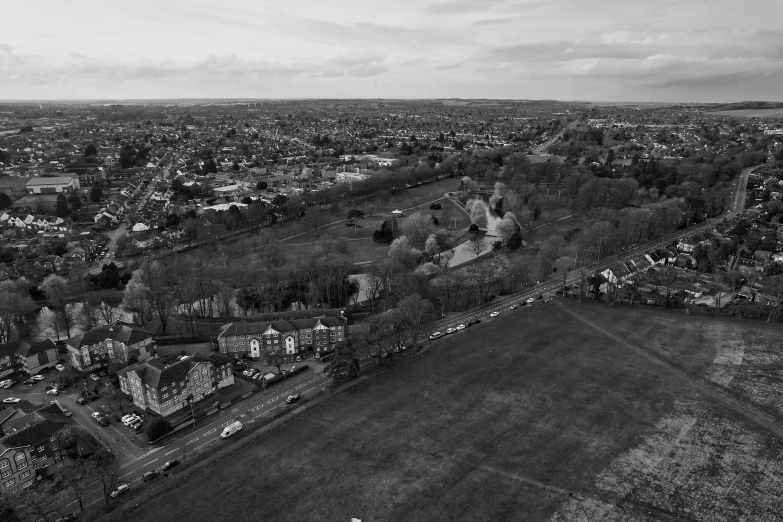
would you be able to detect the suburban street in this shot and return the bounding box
[13,370,330,518]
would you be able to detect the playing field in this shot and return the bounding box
[119,302,783,522]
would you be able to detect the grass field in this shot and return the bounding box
[710,108,783,118]
[118,301,783,521]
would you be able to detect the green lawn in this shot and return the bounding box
[117,301,783,522]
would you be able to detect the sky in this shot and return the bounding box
[1,0,782,102]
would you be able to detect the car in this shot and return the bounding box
[445,327,455,334]
[296,356,302,362]
[510,304,519,309]
[110,484,130,498]
[489,312,499,318]
[468,319,481,325]
[286,394,300,404]
[525,298,535,304]
[89,373,100,382]
[0,379,9,388]
[55,364,65,372]
[1,379,18,389]
[290,365,297,372]
[91,412,108,426]
[76,397,87,405]
[61,408,73,417]
[161,459,179,471]
[46,389,59,395]
[455,324,466,331]
[54,514,78,522]
[142,470,160,482]
[31,374,45,381]
[24,379,36,386]
[122,414,142,426]
[98,370,107,378]
[429,331,443,340]
[2,398,21,404]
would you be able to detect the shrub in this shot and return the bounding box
[146,418,172,441]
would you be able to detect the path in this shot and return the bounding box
[557,301,783,441]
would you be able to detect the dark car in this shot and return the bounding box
[54,514,77,522]
[142,470,160,482]
[467,319,481,325]
[24,379,36,386]
[76,397,87,405]
[161,459,179,471]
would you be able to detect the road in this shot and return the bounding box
[44,370,330,518]
[729,166,754,214]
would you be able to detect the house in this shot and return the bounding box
[25,175,80,194]
[0,339,58,375]
[0,442,34,492]
[1,402,95,475]
[217,316,347,360]
[65,322,155,372]
[212,185,241,198]
[117,351,233,417]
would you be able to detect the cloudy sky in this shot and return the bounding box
[1,0,782,102]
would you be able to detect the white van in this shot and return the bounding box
[220,421,242,439]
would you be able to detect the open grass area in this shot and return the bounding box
[117,301,783,521]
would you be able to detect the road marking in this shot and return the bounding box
[204,428,216,436]
[165,449,178,456]
[142,458,159,467]
[186,437,199,445]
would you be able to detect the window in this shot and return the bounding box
[37,446,45,452]
[1,469,11,479]
[18,470,30,480]
[3,479,14,488]
[0,459,8,469]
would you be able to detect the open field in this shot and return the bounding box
[118,302,783,522]
[710,108,783,118]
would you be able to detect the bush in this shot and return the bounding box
[146,418,172,441]
[429,203,442,210]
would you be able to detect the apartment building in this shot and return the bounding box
[65,322,155,372]
[216,316,346,359]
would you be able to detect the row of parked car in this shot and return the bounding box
[429,298,539,339]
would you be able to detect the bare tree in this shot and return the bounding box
[468,236,488,259]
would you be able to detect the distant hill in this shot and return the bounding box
[704,101,783,112]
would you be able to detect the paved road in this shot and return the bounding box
[47,371,330,518]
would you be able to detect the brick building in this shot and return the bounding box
[65,322,155,372]
[216,316,346,360]
[117,352,234,417]
[0,338,58,376]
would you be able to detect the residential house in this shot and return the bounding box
[65,322,155,372]
[0,442,33,492]
[1,403,95,474]
[0,339,58,375]
[217,316,347,360]
[117,352,233,417]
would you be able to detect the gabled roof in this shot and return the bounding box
[2,338,56,358]
[66,322,154,349]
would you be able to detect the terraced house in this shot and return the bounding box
[117,352,234,417]
[0,338,58,376]
[65,321,155,372]
[217,316,347,360]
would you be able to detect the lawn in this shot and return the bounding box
[116,301,783,521]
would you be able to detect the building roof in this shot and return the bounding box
[217,316,345,339]
[25,176,76,186]
[66,322,154,350]
[119,352,212,390]
[0,338,56,358]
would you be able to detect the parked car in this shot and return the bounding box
[89,373,101,382]
[24,379,36,386]
[445,327,455,334]
[296,356,302,362]
[1,379,18,389]
[2,398,21,404]
[467,319,481,325]
[54,514,77,522]
[91,412,108,426]
[76,397,87,405]
[110,484,130,498]
[46,389,59,395]
[142,470,160,482]
[286,394,300,404]
[525,298,535,304]
[122,414,142,426]
[429,331,443,340]
[61,408,73,417]
[161,459,179,471]
[510,304,519,309]
[98,370,107,378]
[455,324,466,331]
[31,374,45,381]
[55,364,65,371]
[489,312,500,317]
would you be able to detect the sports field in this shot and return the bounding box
[119,302,783,522]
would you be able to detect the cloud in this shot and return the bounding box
[434,63,461,70]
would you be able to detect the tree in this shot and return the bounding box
[84,143,98,157]
[468,199,489,229]
[55,193,69,217]
[146,418,172,441]
[67,191,81,211]
[0,192,11,209]
[397,294,435,349]
[90,181,102,203]
[553,256,574,295]
[103,385,134,413]
[122,277,150,324]
[202,158,217,174]
[93,449,121,506]
[346,209,365,235]
[468,235,488,259]
[42,274,73,337]
[256,181,268,191]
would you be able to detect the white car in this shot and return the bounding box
[445,327,455,334]
[429,332,443,340]
[489,312,499,318]
[89,373,101,382]
[0,379,9,388]
[122,414,142,426]
[2,398,21,404]
[110,484,130,498]
[46,389,59,395]
[525,298,535,304]
[55,364,65,371]
[510,304,519,310]
[455,324,466,331]
[31,375,45,381]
